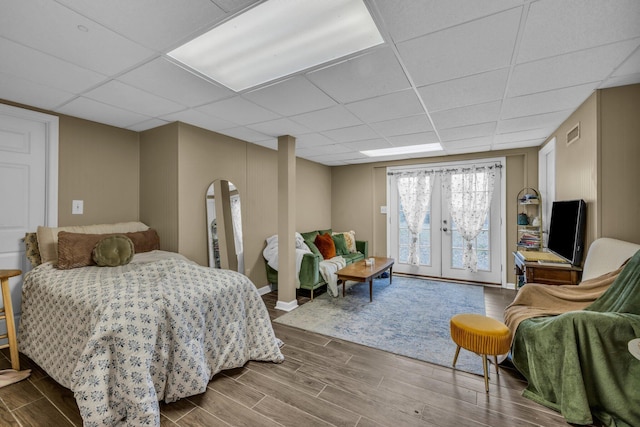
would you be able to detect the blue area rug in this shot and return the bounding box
[274,275,486,375]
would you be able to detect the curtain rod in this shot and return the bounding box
[387,163,502,176]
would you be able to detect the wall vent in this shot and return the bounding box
[567,122,580,146]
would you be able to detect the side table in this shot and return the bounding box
[0,269,21,370]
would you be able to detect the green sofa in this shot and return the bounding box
[265,229,368,299]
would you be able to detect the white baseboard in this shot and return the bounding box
[504,282,516,290]
[275,299,298,312]
[256,284,273,296]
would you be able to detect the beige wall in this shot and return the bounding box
[139,123,332,286]
[139,122,179,252]
[599,84,640,244]
[2,100,141,228]
[540,83,640,251]
[544,92,599,250]
[331,148,539,284]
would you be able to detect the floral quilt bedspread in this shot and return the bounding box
[19,252,284,426]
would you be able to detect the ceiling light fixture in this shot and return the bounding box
[167,0,384,92]
[361,143,444,157]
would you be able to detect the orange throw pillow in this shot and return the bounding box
[314,233,336,259]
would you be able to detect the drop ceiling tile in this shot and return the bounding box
[431,101,502,130]
[244,76,336,116]
[127,118,170,132]
[445,144,492,155]
[369,114,433,136]
[118,58,234,107]
[247,118,310,137]
[492,138,546,150]
[343,139,392,151]
[439,122,497,142]
[56,97,151,128]
[306,47,410,103]
[418,69,509,112]
[321,124,379,143]
[0,71,74,110]
[197,97,280,125]
[84,81,185,117]
[0,0,154,75]
[374,0,522,43]
[345,89,424,123]
[518,0,640,63]
[290,105,362,132]
[600,73,640,89]
[397,8,521,87]
[220,126,271,143]
[388,132,439,147]
[56,0,227,51]
[0,37,106,93]
[497,110,572,134]
[295,133,336,149]
[612,46,640,77]
[297,144,351,157]
[509,39,640,97]
[494,128,549,145]
[211,0,260,13]
[502,83,597,120]
[442,136,493,148]
[160,109,237,131]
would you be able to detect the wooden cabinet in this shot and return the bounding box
[514,252,582,287]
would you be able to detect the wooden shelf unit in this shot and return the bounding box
[514,251,582,287]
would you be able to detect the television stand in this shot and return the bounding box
[514,251,582,287]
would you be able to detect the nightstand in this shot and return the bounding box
[0,269,21,370]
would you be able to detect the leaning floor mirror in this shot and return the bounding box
[206,180,244,273]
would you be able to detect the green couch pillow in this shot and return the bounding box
[92,235,134,267]
[301,231,319,242]
[332,233,349,255]
[318,228,332,236]
[304,239,322,257]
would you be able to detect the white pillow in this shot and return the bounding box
[37,221,149,264]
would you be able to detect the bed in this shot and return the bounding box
[505,238,640,427]
[18,223,284,426]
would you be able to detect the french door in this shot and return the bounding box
[388,161,503,284]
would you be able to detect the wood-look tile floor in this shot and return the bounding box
[0,285,589,426]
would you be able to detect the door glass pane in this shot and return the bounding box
[450,212,490,271]
[398,201,432,266]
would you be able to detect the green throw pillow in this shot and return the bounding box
[332,233,349,256]
[301,231,319,242]
[318,228,332,236]
[92,235,134,267]
[305,239,322,257]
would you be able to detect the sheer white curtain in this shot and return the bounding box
[442,166,497,272]
[395,171,434,265]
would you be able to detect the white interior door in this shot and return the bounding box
[0,104,58,334]
[539,138,556,248]
[389,161,503,284]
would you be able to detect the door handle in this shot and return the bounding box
[442,227,448,232]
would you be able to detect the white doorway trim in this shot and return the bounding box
[0,104,58,227]
[538,137,556,248]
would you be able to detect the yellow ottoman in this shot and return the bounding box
[450,313,511,392]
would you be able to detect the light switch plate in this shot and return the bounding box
[380,206,387,214]
[72,200,83,215]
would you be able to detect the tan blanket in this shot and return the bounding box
[504,263,626,338]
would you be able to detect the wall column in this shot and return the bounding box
[275,135,298,311]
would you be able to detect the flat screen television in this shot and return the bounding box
[547,199,587,265]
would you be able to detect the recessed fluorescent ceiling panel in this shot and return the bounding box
[168,0,384,92]
[361,143,443,157]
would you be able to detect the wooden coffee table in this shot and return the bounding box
[336,257,394,302]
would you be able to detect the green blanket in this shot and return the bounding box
[512,249,640,426]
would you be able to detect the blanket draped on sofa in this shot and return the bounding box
[508,249,640,427]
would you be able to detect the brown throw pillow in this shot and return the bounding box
[314,233,336,260]
[57,229,160,269]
